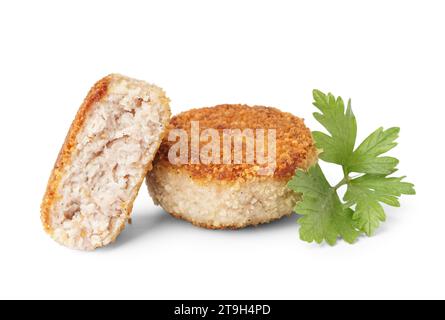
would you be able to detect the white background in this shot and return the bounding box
[0,0,443,300]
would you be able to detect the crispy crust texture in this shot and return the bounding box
[41,75,112,233]
[155,104,317,182]
[147,161,307,229]
[167,209,292,230]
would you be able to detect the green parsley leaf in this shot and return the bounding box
[346,127,400,175]
[288,165,360,245]
[288,90,415,245]
[344,175,416,235]
[311,89,357,166]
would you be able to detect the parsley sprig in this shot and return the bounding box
[288,90,415,245]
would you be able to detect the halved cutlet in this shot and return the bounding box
[41,74,171,250]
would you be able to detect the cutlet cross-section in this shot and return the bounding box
[41,74,171,250]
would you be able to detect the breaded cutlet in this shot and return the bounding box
[41,74,171,250]
[146,104,317,229]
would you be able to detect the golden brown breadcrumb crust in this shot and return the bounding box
[40,75,112,233]
[155,104,317,181]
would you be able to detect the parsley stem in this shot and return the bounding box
[334,175,350,191]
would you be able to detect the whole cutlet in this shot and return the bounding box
[147,104,317,229]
